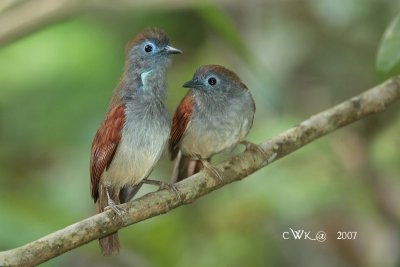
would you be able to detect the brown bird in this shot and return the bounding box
[90,28,181,255]
[169,65,258,182]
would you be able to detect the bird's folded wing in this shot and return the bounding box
[90,104,126,202]
[169,91,193,160]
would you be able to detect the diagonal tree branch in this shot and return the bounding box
[1,76,399,266]
[0,0,82,46]
[0,0,235,47]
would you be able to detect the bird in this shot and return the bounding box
[169,64,260,183]
[90,28,182,256]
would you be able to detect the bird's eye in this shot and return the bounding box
[144,44,153,53]
[208,77,217,86]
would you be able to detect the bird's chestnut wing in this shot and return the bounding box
[90,104,125,202]
[169,91,193,160]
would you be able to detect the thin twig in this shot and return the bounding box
[0,0,83,46]
[0,0,236,46]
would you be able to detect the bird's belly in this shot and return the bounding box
[101,146,157,188]
[180,120,244,159]
[101,121,169,189]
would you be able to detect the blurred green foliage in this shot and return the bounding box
[0,1,400,266]
[377,13,400,80]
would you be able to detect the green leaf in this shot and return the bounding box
[376,13,400,80]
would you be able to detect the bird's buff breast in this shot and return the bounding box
[180,114,250,159]
[101,109,170,189]
[180,93,254,159]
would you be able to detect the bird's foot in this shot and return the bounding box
[159,181,182,202]
[200,159,223,184]
[106,189,125,224]
[142,179,182,202]
[240,140,267,158]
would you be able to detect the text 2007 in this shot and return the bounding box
[337,231,357,240]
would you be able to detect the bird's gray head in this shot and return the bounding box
[125,28,182,75]
[182,65,248,95]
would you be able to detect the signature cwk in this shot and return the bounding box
[282,228,326,242]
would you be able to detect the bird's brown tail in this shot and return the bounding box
[97,186,120,256]
[171,151,206,182]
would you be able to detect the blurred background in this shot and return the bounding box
[1,0,400,266]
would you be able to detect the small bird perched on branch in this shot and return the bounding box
[169,64,258,182]
[90,28,181,255]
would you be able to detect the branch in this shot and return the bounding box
[1,77,399,266]
[0,0,82,46]
[0,0,234,46]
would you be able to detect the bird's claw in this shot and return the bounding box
[142,179,182,202]
[240,140,267,158]
[201,159,223,184]
[158,181,182,202]
[106,189,125,225]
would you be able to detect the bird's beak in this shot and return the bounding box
[182,79,202,89]
[163,45,182,54]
